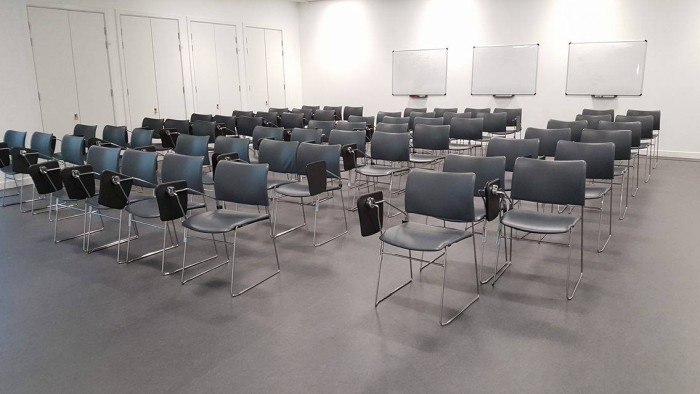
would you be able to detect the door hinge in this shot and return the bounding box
[37,91,40,101]
[235,48,238,54]
[104,27,107,35]
[29,37,33,46]
[127,88,129,95]
[182,86,185,94]
[105,41,108,49]
[110,89,113,97]
[238,85,241,92]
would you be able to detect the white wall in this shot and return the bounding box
[299,0,700,159]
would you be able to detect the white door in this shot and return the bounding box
[120,15,158,127]
[28,7,80,137]
[69,11,115,128]
[151,18,186,120]
[245,27,269,111]
[214,24,242,114]
[190,21,219,115]
[264,29,286,108]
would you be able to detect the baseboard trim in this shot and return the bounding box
[658,150,700,160]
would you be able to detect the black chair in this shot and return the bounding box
[269,107,289,117]
[293,108,313,124]
[486,137,539,191]
[376,111,401,123]
[57,135,85,166]
[434,107,458,118]
[27,159,63,218]
[280,112,305,131]
[308,120,336,142]
[191,120,217,144]
[174,134,210,165]
[157,160,280,295]
[382,116,409,125]
[102,125,128,148]
[314,109,336,121]
[130,128,155,150]
[142,118,164,138]
[477,112,510,138]
[213,115,237,136]
[343,106,363,120]
[449,117,484,154]
[555,140,615,252]
[414,117,444,127]
[329,129,367,158]
[164,119,191,136]
[335,121,366,131]
[523,127,571,158]
[302,105,319,113]
[1,130,28,207]
[493,158,587,300]
[627,109,661,170]
[4,147,38,212]
[409,124,449,168]
[575,114,611,129]
[273,143,348,247]
[443,111,471,126]
[547,119,588,142]
[56,163,98,245]
[256,111,279,127]
[30,131,56,160]
[74,124,97,141]
[464,107,490,116]
[348,115,375,141]
[322,106,342,120]
[252,126,284,152]
[616,114,655,182]
[232,110,254,119]
[258,139,299,190]
[375,123,409,133]
[203,137,251,186]
[191,113,213,123]
[358,169,480,325]
[600,120,644,195]
[408,111,435,131]
[582,108,614,118]
[290,128,323,144]
[403,107,426,117]
[236,116,263,137]
[493,108,522,137]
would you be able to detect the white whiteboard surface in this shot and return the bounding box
[566,41,647,96]
[392,48,448,96]
[471,44,539,95]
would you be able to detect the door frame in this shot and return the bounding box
[242,25,287,110]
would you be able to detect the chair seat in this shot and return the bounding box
[585,184,611,199]
[501,210,580,234]
[356,164,407,177]
[380,222,473,252]
[183,209,268,233]
[409,153,444,163]
[126,197,161,218]
[1,166,17,175]
[614,166,627,177]
[267,177,295,190]
[449,142,478,151]
[276,181,341,197]
[474,204,486,222]
[85,196,110,210]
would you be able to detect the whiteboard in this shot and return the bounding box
[392,48,448,96]
[566,40,647,96]
[471,44,539,95]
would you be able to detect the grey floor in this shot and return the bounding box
[1,158,700,393]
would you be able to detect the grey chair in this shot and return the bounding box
[382,116,409,125]
[302,105,319,113]
[164,119,191,136]
[174,134,210,165]
[494,108,522,137]
[293,108,313,124]
[142,118,164,138]
[232,110,254,119]
[58,135,85,166]
[214,115,237,135]
[290,128,323,144]
[86,145,120,175]
[1,130,28,207]
[376,111,401,123]
[444,111,471,126]
[581,129,632,220]
[102,125,128,148]
[314,109,336,121]
[449,117,484,153]
[555,140,615,252]
[464,107,490,116]
[322,106,342,120]
[523,127,571,158]
[375,123,409,133]
[280,112,305,130]
[329,129,367,157]
[256,111,279,127]
[269,107,289,115]
[30,131,56,160]
[191,120,217,144]
[358,169,480,325]
[273,143,348,247]
[348,115,375,140]
[308,120,336,142]
[252,126,284,152]
[158,160,280,295]
[616,114,655,182]
[494,157,586,300]
[130,128,155,150]
[414,117,444,127]
[410,124,449,167]
[236,116,263,137]
[486,137,539,191]
[123,153,206,267]
[443,154,506,284]
[343,106,363,120]
[190,113,213,123]
[409,111,435,131]
[547,119,588,142]
[600,120,644,195]
[434,107,458,118]
[627,109,661,170]
[575,114,612,129]
[203,137,251,185]
[477,112,510,138]
[582,108,614,118]
[258,139,299,190]
[74,124,97,141]
[335,121,366,131]
[403,107,427,117]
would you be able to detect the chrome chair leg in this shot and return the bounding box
[230,216,282,297]
[180,228,226,284]
[312,189,349,247]
[439,237,480,326]
[492,221,512,286]
[597,183,613,253]
[567,211,584,300]
[374,241,412,307]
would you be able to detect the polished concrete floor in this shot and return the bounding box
[1,158,700,393]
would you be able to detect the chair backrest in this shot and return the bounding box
[281,112,305,129]
[581,129,632,161]
[409,111,435,130]
[308,120,336,140]
[121,149,158,188]
[191,120,217,143]
[30,131,56,158]
[252,126,284,150]
[444,111,471,125]
[190,113,213,123]
[477,112,507,133]
[232,110,254,118]
[291,128,323,144]
[434,107,458,118]
[323,105,342,119]
[547,119,588,142]
[414,117,444,127]
[293,107,313,121]
[449,117,483,140]
[296,142,341,177]
[405,169,476,223]
[382,116,409,125]
[142,117,164,138]
[28,160,62,195]
[376,111,401,123]
[60,135,85,166]
[314,109,336,121]
[103,125,128,147]
[328,130,366,155]
[413,124,450,150]
[269,107,289,114]
[161,153,204,193]
[370,131,410,162]
[599,120,641,147]
[335,121,366,131]
[302,104,319,112]
[213,115,236,132]
[575,114,612,129]
[131,128,154,149]
[86,145,120,174]
[348,115,374,127]
[486,137,539,172]
[236,116,263,137]
[343,106,363,120]
[512,158,586,206]
[259,139,299,174]
[493,108,522,127]
[215,161,270,206]
[523,127,571,157]
[626,109,660,131]
[164,119,191,135]
[256,111,278,126]
[403,107,426,117]
[464,107,490,115]
[73,124,96,140]
[213,136,250,163]
[582,108,614,119]
[174,134,209,163]
[375,123,409,133]
[555,140,615,180]
[443,155,506,195]
[615,115,654,139]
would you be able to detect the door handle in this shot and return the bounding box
[216,104,220,110]
[74,113,79,120]
[154,108,158,114]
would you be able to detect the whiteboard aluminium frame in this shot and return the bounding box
[565,39,648,98]
[391,47,449,97]
[470,43,539,97]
